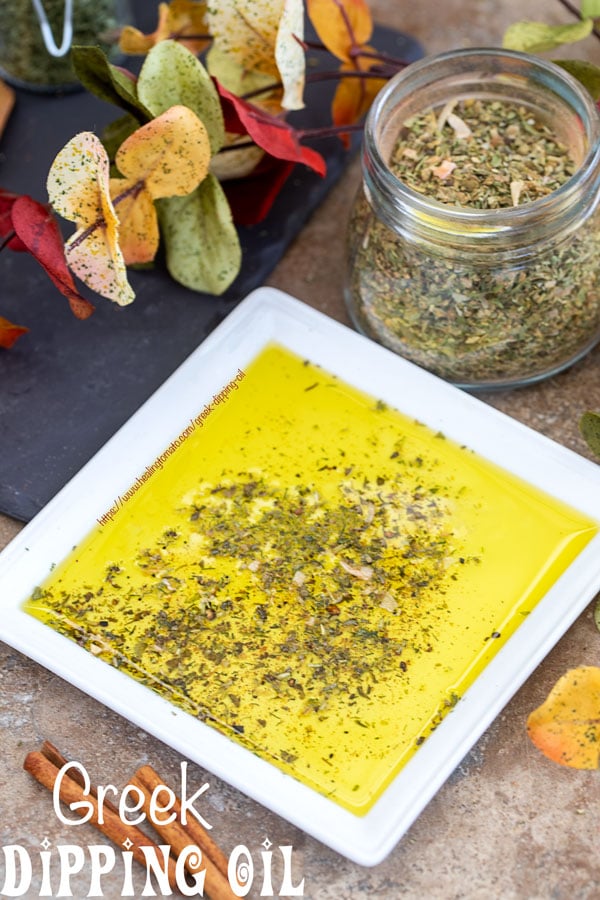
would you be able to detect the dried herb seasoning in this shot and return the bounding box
[345,50,600,388]
[389,100,575,209]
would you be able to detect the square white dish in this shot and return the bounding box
[1,286,600,866]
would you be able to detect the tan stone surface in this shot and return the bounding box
[1,2,600,898]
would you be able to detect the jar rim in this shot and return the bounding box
[363,47,600,239]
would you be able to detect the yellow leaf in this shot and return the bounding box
[47,132,134,306]
[527,666,600,769]
[119,0,210,56]
[206,0,305,111]
[306,0,373,63]
[115,105,211,199]
[109,178,158,265]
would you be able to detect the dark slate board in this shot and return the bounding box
[0,7,422,522]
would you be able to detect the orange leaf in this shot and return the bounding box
[527,666,600,769]
[0,315,28,349]
[109,180,158,265]
[115,105,211,199]
[306,0,373,63]
[331,53,386,144]
[110,105,211,264]
[119,0,210,56]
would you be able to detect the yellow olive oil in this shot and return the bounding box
[25,344,598,815]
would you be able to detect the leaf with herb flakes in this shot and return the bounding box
[47,132,134,306]
[206,0,305,111]
[71,46,152,124]
[158,173,241,295]
[138,40,225,155]
[503,19,593,53]
[581,0,600,17]
[527,666,600,769]
[119,0,210,56]
[0,315,28,349]
[580,411,600,458]
[110,105,211,264]
[306,0,373,63]
[216,80,326,176]
[11,196,94,319]
[554,59,600,100]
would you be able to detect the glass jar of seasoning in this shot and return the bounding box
[0,0,131,93]
[345,48,600,390]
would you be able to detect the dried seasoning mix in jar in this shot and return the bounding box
[345,49,600,389]
[0,0,130,92]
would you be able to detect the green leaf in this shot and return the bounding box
[157,174,241,295]
[580,411,600,458]
[137,41,225,155]
[581,0,600,18]
[554,58,600,99]
[594,597,600,634]
[502,19,593,53]
[71,46,153,123]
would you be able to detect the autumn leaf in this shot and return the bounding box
[206,0,305,110]
[10,196,94,319]
[110,105,211,264]
[503,19,593,53]
[306,0,373,63]
[580,411,600,458]
[138,40,225,154]
[119,0,210,56]
[332,50,386,144]
[216,81,326,176]
[0,315,28,349]
[554,59,600,101]
[527,666,600,769]
[0,189,27,251]
[47,132,134,306]
[158,173,241,294]
[71,46,152,124]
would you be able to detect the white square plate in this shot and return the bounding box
[1,287,600,866]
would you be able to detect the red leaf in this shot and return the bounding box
[0,315,28,349]
[224,158,295,225]
[216,81,326,177]
[11,196,95,320]
[0,189,27,252]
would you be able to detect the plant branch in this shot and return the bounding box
[0,230,16,252]
[555,0,600,42]
[68,181,144,252]
[297,122,365,140]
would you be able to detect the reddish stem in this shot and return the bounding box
[68,181,144,252]
[0,230,16,252]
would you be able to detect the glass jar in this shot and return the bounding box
[0,0,131,93]
[345,48,600,390]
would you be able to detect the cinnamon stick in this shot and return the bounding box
[24,750,179,891]
[131,765,236,900]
